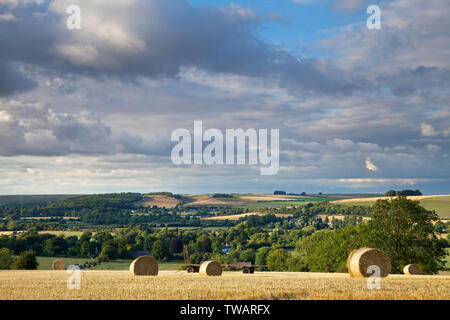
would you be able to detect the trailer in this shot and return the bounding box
[185,264,200,273]
[184,262,272,274]
[182,245,272,274]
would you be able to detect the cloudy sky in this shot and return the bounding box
[0,0,449,195]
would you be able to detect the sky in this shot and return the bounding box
[0,0,449,195]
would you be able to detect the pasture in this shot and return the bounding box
[29,256,183,271]
[38,231,86,237]
[332,195,450,219]
[0,270,448,300]
[182,194,348,208]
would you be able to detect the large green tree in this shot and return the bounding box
[366,197,446,274]
[294,224,367,272]
[293,197,447,274]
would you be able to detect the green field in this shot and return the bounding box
[26,256,183,271]
[237,195,345,209]
[239,201,311,209]
[93,261,183,271]
[37,231,87,237]
[14,256,89,270]
[421,197,450,219]
[338,196,450,220]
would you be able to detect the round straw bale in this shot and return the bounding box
[52,259,66,270]
[347,248,391,278]
[129,256,158,276]
[403,264,420,275]
[346,249,359,277]
[199,261,222,276]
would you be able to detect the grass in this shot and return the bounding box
[32,256,91,270]
[38,231,86,237]
[238,196,342,209]
[0,271,448,300]
[239,201,309,209]
[28,256,183,271]
[335,195,450,219]
[92,261,182,271]
[420,197,450,219]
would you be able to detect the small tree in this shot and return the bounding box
[201,238,212,253]
[0,248,14,270]
[384,190,397,197]
[266,249,290,271]
[239,249,256,263]
[169,238,183,254]
[152,240,171,261]
[44,237,68,256]
[255,247,270,266]
[13,251,39,270]
[97,244,118,262]
[188,252,203,264]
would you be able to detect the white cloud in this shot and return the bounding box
[0,0,43,8]
[421,123,438,137]
[365,157,378,171]
[338,178,445,185]
[427,144,440,153]
[0,110,12,122]
[0,13,18,21]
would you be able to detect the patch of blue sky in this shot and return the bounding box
[321,108,342,115]
[187,0,371,58]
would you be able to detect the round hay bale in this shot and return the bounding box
[346,249,359,278]
[129,256,158,276]
[52,259,66,270]
[347,248,391,278]
[199,261,222,276]
[403,264,420,275]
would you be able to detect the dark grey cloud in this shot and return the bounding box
[0,102,172,157]
[0,0,360,96]
[0,62,36,96]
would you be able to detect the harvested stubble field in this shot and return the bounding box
[202,212,293,220]
[0,271,449,300]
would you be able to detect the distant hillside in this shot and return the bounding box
[135,194,182,208]
[0,195,82,206]
[45,193,143,210]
